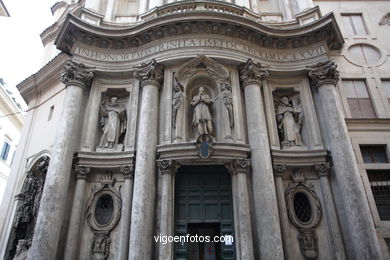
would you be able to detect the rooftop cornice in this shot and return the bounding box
[55,3,344,53]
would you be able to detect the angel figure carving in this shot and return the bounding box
[191,87,214,136]
[276,96,304,149]
[98,97,127,149]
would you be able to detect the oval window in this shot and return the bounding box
[95,194,114,225]
[348,44,381,65]
[293,192,312,224]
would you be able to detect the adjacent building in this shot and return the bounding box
[0,0,390,259]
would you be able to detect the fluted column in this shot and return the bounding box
[28,61,94,260]
[129,59,164,260]
[238,59,284,260]
[157,160,181,260]
[273,164,292,260]
[308,60,382,259]
[225,159,255,260]
[118,163,135,260]
[313,163,346,260]
[64,165,91,260]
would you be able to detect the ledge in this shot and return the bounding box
[346,118,390,132]
[271,149,329,167]
[75,150,135,168]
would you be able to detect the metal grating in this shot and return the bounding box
[367,171,390,221]
[293,192,312,223]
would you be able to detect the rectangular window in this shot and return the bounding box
[343,80,376,118]
[341,14,368,35]
[360,145,388,163]
[381,80,390,105]
[0,141,10,161]
[48,105,54,121]
[367,171,390,220]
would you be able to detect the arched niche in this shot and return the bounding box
[173,55,234,142]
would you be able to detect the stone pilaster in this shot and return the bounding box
[225,159,254,260]
[118,163,135,260]
[28,61,94,260]
[238,59,284,260]
[157,160,181,260]
[129,59,164,260]
[313,163,346,260]
[64,165,91,260]
[308,60,382,259]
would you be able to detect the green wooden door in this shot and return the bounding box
[175,166,235,260]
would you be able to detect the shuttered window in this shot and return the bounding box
[341,14,368,35]
[367,171,390,220]
[343,80,376,118]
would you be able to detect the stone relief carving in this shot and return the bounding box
[172,81,184,129]
[86,173,122,260]
[285,169,322,259]
[221,82,234,128]
[191,86,214,137]
[224,158,250,175]
[156,160,181,175]
[307,59,339,89]
[5,156,50,260]
[238,59,269,86]
[196,134,214,159]
[98,97,127,149]
[379,13,390,25]
[135,58,164,85]
[60,60,94,87]
[274,94,304,149]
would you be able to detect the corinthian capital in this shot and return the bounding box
[157,160,181,175]
[238,59,269,87]
[136,59,165,87]
[225,158,251,175]
[307,59,339,89]
[60,60,94,88]
[74,165,91,179]
[313,163,330,177]
[120,164,135,179]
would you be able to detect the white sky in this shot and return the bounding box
[0,1,56,92]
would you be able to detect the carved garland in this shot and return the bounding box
[86,174,122,260]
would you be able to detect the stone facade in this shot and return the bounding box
[1,0,390,259]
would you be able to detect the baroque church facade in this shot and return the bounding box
[1,0,390,259]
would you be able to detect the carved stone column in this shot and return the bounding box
[118,163,135,260]
[225,159,254,260]
[308,60,382,259]
[313,163,346,260]
[129,59,164,260]
[28,61,93,260]
[157,160,181,260]
[238,59,284,260]
[273,164,292,260]
[64,165,91,260]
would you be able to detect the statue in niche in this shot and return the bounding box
[172,82,184,129]
[191,87,214,136]
[221,82,234,128]
[13,239,30,260]
[276,95,304,149]
[98,97,127,149]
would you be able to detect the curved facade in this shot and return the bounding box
[1,0,390,259]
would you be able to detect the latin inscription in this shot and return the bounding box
[74,37,326,63]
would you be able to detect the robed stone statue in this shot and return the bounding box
[276,96,303,149]
[191,87,214,136]
[98,97,127,149]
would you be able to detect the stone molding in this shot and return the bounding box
[135,59,164,87]
[224,158,251,175]
[60,60,94,88]
[239,59,269,88]
[120,164,135,179]
[307,59,339,89]
[312,163,330,177]
[74,165,91,179]
[156,160,181,175]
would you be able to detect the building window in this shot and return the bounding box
[1,141,10,161]
[343,80,376,118]
[367,171,390,220]
[348,44,381,65]
[341,14,368,35]
[381,80,390,105]
[48,105,54,121]
[360,145,388,163]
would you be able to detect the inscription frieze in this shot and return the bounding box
[73,36,327,63]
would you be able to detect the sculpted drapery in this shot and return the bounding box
[191,87,214,136]
[99,97,127,148]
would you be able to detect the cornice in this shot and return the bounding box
[0,87,24,129]
[346,118,390,132]
[16,53,70,102]
[55,3,343,54]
